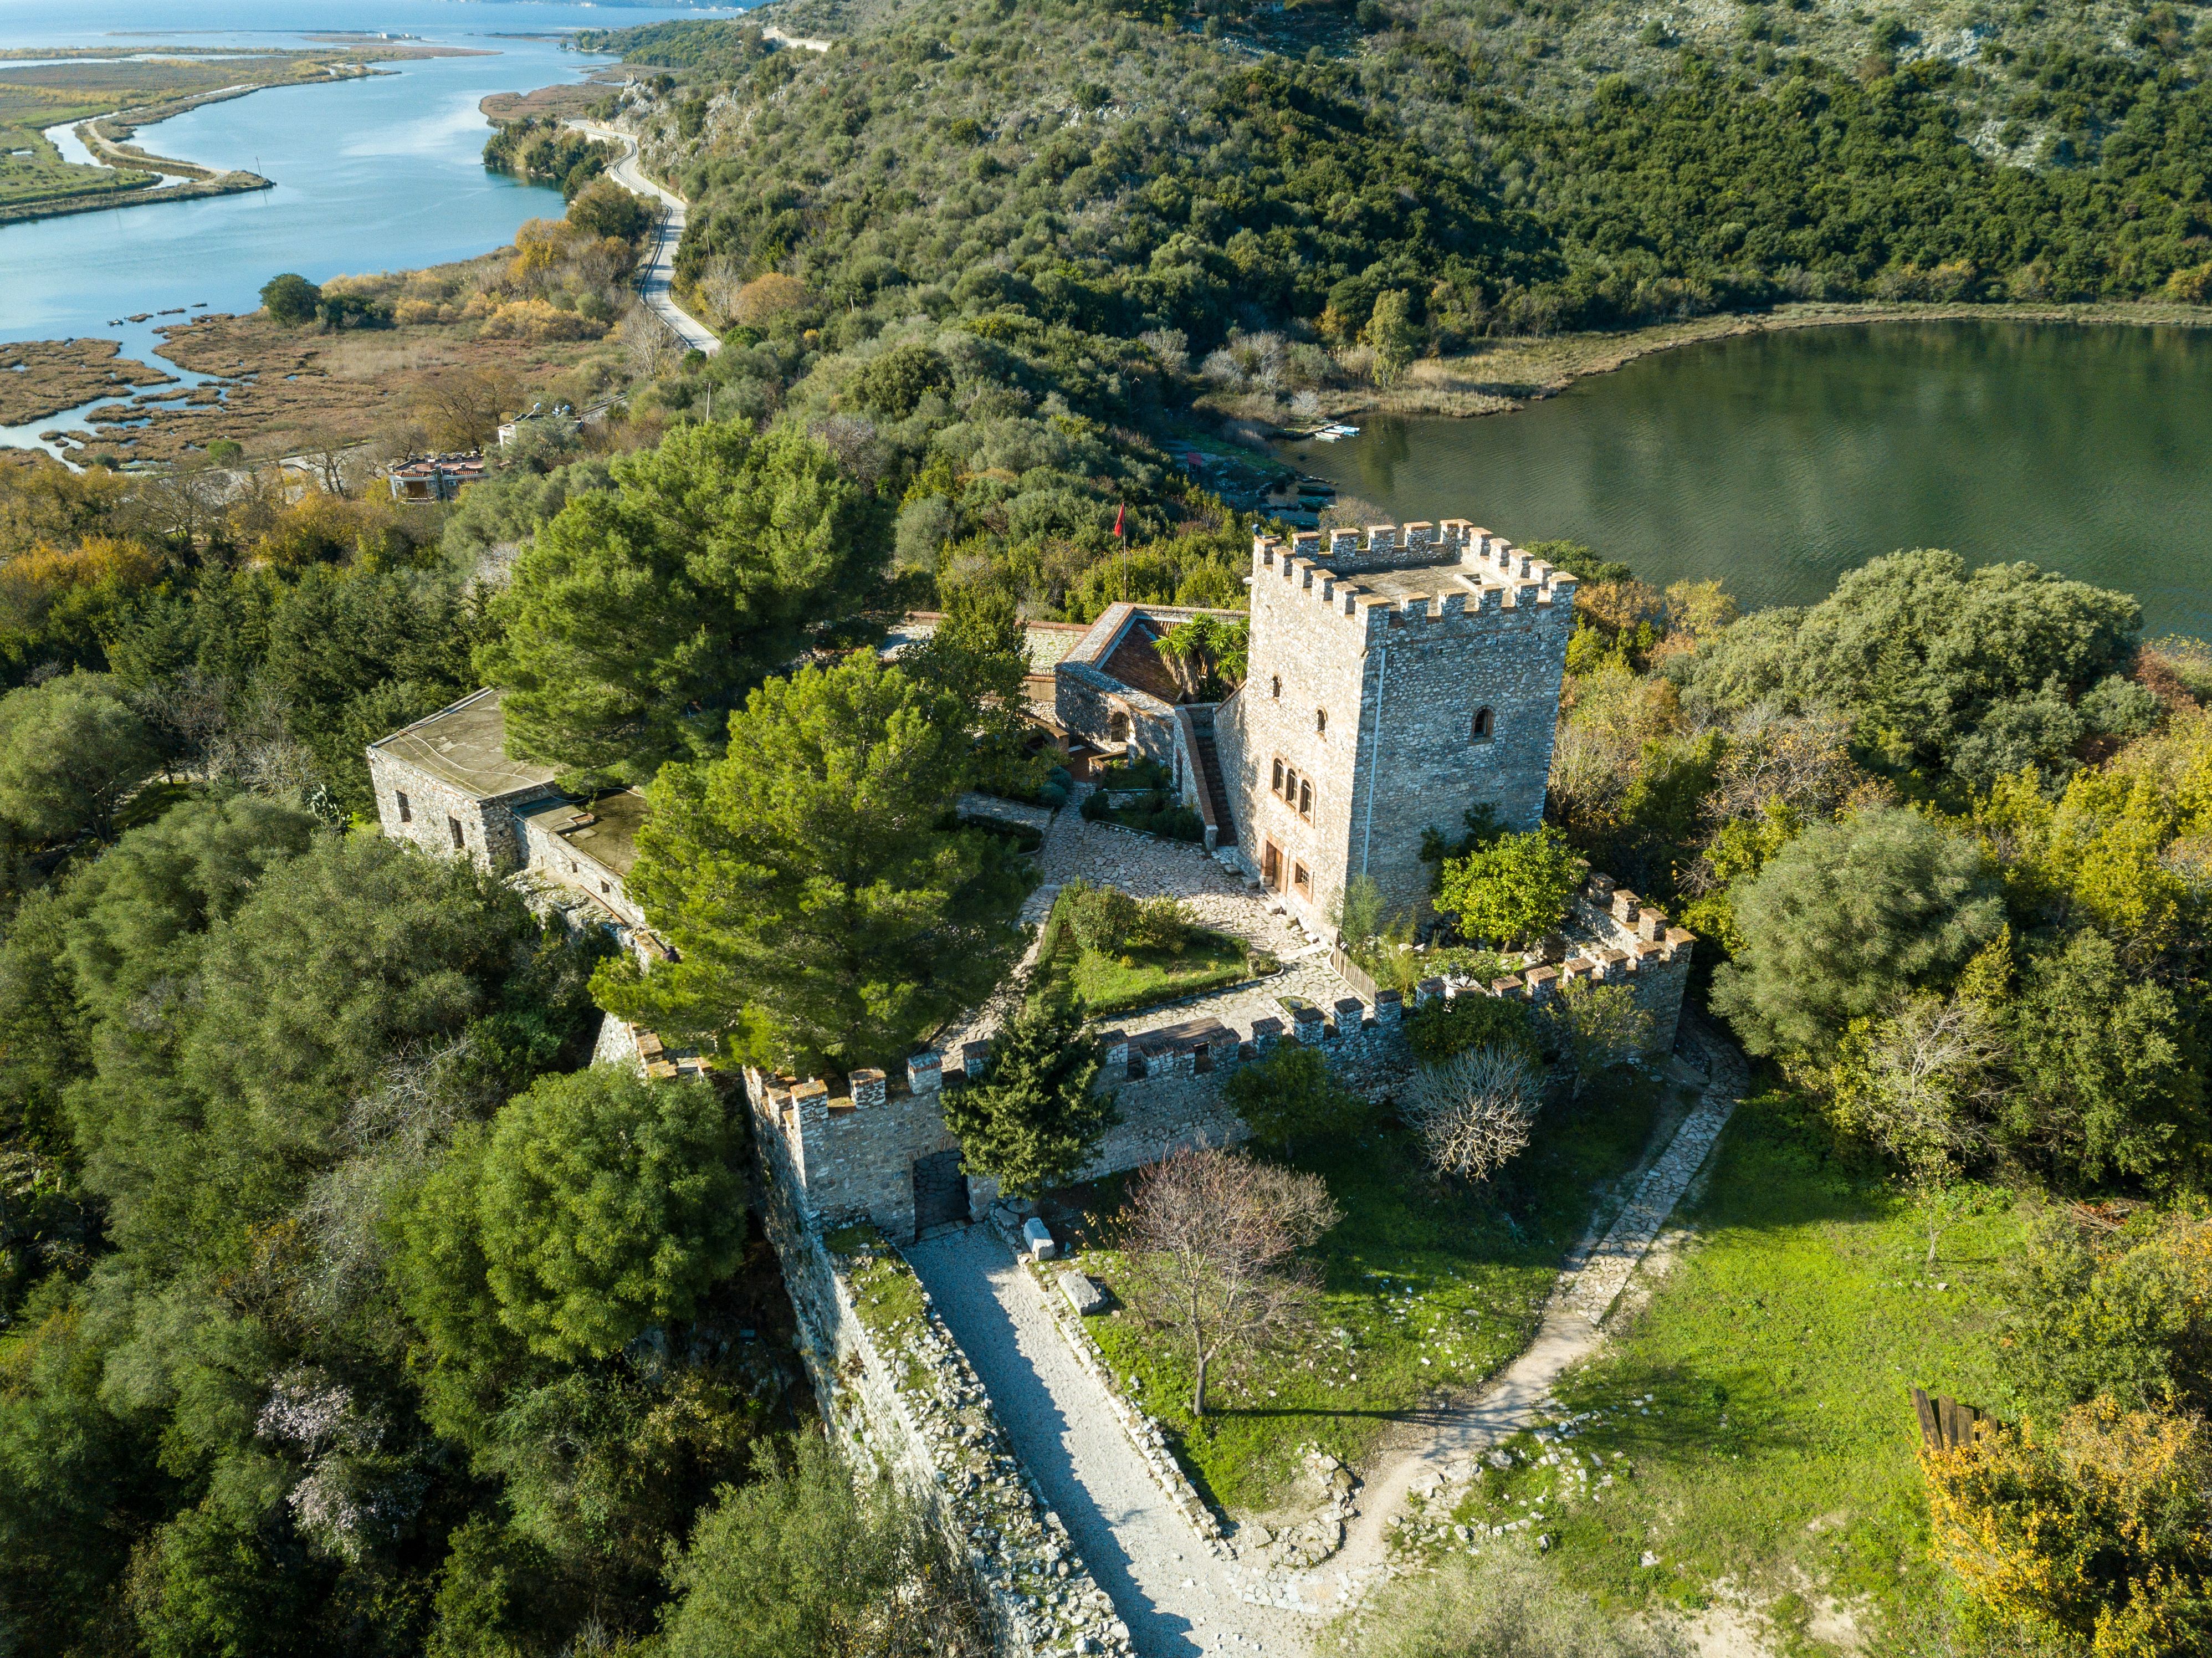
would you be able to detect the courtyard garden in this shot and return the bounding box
[1047,1064,1689,1514]
[1041,879,1272,1017]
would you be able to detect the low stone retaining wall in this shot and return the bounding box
[760,1160,1133,1657]
[991,1207,1226,1547]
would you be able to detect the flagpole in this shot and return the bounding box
[1115,502,1128,602]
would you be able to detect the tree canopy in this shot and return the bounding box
[478,1065,746,1360]
[0,671,157,847]
[598,649,1030,1073]
[478,423,892,786]
[1712,806,2006,1060]
[1435,825,1585,949]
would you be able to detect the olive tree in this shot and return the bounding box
[0,672,158,845]
[1711,806,2005,1060]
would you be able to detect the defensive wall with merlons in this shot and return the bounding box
[744,874,1692,1243]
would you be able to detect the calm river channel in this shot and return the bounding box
[1284,320,2212,636]
[0,2,738,349]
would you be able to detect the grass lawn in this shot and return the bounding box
[1054,1069,1684,1514]
[1437,1087,2029,1654]
[1068,931,1257,1017]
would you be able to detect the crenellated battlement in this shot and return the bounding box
[1252,523,1579,648]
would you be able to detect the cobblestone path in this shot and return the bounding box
[908,1226,1313,1658]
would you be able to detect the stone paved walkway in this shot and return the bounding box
[909,1225,1312,1658]
[1320,1016,1748,1600]
[941,803,1340,1056]
[1033,811,1308,960]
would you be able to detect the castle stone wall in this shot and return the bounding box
[1222,523,1577,929]
[755,987,1428,1241]
[750,1062,985,1241]
[516,811,646,929]
[756,1171,1134,1656]
[1054,662,1179,767]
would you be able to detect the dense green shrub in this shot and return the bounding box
[1406,991,1542,1067]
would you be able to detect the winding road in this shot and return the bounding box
[568,121,720,356]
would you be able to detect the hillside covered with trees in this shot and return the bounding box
[3,2,2212,1654]
[559,0,2212,613]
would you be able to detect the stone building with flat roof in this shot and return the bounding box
[365,688,651,933]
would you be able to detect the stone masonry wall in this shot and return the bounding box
[1055,661,1179,767]
[755,1163,1135,1657]
[516,811,646,929]
[1560,874,1697,1054]
[366,748,552,874]
[751,891,1689,1244]
[750,1061,983,1241]
[758,987,1427,1244]
[1222,522,1577,930]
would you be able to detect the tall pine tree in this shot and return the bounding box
[943,971,1114,1197]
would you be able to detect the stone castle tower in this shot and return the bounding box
[1215,521,1579,930]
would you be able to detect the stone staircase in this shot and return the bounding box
[1184,704,1237,849]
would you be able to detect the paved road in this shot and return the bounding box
[569,122,720,356]
[908,1226,1312,1658]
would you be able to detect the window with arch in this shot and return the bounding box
[1108,710,1131,743]
[1471,706,1496,743]
[1270,674,1282,699]
[1298,777,1313,818]
[1315,708,1327,737]
[1271,756,1284,795]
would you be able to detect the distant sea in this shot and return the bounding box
[0,1,747,351]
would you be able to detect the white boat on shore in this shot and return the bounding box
[1307,421,1361,441]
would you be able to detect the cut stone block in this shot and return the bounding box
[1059,1268,1107,1315]
[1023,1216,1057,1260]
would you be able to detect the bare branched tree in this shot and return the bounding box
[1404,1045,1544,1183]
[620,305,685,383]
[1701,703,1860,832]
[126,456,233,547]
[202,682,319,799]
[288,424,359,498]
[298,1038,482,1319]
[405,366,520,452]
[1833,994,2006,1266]
[1120,1144,1340,1417]
[697,255,747,328]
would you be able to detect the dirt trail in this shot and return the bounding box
[1324,1021,1748,1598]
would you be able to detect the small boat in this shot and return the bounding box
[1308,422,1361,441]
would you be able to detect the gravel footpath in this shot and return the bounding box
[908,1226,1313,1658]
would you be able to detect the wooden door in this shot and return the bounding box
[911,1148,969,1235]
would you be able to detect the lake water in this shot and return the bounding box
[1284,321,2212,636]
[0,0,740,417]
